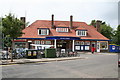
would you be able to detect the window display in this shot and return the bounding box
[100,42,108,50]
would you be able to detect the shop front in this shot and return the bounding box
[13,37,109,53]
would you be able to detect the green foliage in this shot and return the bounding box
[100,24,114,39]
[112,25,120,45]
[90,20,96,27]
[90,20,120,45]
[2,13,24,47]
[2,13,24,39]
[90,20,114,39]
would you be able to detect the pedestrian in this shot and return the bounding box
[91,44,96,54]
[92,47,94,54]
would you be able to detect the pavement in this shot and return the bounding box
[0,52,117,65]
[0,57,86,65]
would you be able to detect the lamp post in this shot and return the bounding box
[0,17,3,50]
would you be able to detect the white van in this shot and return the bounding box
[30,44,54,50]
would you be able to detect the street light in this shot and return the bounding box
[0,17,4,50]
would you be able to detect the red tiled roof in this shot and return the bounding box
[20,20,109,40]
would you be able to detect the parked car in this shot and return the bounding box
[30,44,54,50]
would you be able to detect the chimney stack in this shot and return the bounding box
[20,17,26,29]
[96,20,102,32]
[70,15,73,29]
[51,14,54,29]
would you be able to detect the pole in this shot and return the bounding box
[54,39,56,48]
[2,23,4,50]
[0,17,4,50]
[72,40,75,52]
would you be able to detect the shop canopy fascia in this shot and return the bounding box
[15,36,111,41]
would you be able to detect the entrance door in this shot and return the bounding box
[97,42,100,52]
[62,43,66,49]
[57,40,72,51]
[57,42,66,49]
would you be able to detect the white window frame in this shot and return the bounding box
[85,46,90,50]
[46,41,51,45]
[75,46,80,50]
[76,30,87,36]
[81,41,84,45]
[100,41,108,50]
[38,29,49,35]
[34,41,40,44]
[56,28,69,32]
[85,41,90,45]
[75,41,81,45]
[41,41,45,44]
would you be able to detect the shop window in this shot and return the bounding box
[92,42,95,44]
[75,46,80,50]
[46,41,51,45]
[75,41,81,45]
[100,42,108,50]
[91,42,96,47]
[85,41,90,45]
[34,41,40,44]
[85,46,90,50]
[81,41,84,45]
[41,41,45,44]
[15,43,26,48]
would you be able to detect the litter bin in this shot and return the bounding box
[26,49,38,58]
[45,48,56,58]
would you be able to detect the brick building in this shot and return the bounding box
[13,15,110,52]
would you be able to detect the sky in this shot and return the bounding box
[0,0,119,29]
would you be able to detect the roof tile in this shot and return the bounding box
[19,20,109,40]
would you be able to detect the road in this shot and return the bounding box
[2,53,118,78]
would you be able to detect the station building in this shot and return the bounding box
[13,15,110,52]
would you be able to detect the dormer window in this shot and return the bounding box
[56,27,69,32]
[38,28,49,35]
[76,30,87,36]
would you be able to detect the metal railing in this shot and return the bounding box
[56,49,80,57]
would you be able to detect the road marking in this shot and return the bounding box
[35,61,51,63]
[0,64,19,66]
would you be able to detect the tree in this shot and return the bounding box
[112,25,120,45]
[90,20,114,39]
[2,13,24,48]
[100,23,114,39]
[0,18,3,49]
